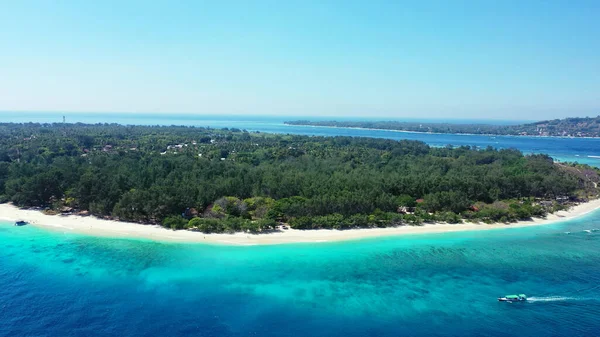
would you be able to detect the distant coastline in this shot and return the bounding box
[284,123,600,140]
[2,200,600,246]
[285,116,600,139]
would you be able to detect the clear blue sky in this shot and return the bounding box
[1,1,599,120]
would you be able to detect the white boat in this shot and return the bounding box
[498,294,527,302]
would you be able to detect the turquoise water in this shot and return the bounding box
[3,112,600,167]
[1,213,600,336]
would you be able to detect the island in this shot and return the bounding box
[285,115,600,138]
[1,122,599,242]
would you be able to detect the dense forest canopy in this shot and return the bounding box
[286,115,600,137]
[1,123,598,233]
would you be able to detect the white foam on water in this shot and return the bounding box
[527,296,599,303]
[527,296,575,302]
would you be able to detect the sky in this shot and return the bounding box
[1,1,599,120]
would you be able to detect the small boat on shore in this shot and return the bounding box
[14,220,28,226]
[498,294,527,302]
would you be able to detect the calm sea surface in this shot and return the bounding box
[1,215,600,337]
[1,112,600,336]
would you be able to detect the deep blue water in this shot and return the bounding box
[2,111,600,166]
[1,214,600,337]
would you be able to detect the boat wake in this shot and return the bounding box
[527,296,598,303]
[527,296,575,302]
[564,229,599,235]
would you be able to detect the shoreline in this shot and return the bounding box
[283,123,600,140]
[1,200,600,246]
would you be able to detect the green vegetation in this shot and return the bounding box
[286,115,600,137]
[0,123,598,233]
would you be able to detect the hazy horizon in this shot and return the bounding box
[0,110,549,125]
[0,109,595,123]
[0,110,540,122]
[1,1,599,120]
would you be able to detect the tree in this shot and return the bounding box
[162,216,188,230]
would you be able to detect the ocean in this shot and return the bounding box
[1,112,600,336]
[1,214,600,336]
[2,111,600,167]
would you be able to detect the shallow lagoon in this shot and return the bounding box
[1,212,600,336]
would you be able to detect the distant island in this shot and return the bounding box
[285,115,600,138]
[1,123,599,236]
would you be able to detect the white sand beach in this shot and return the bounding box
[1,200,600,246]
